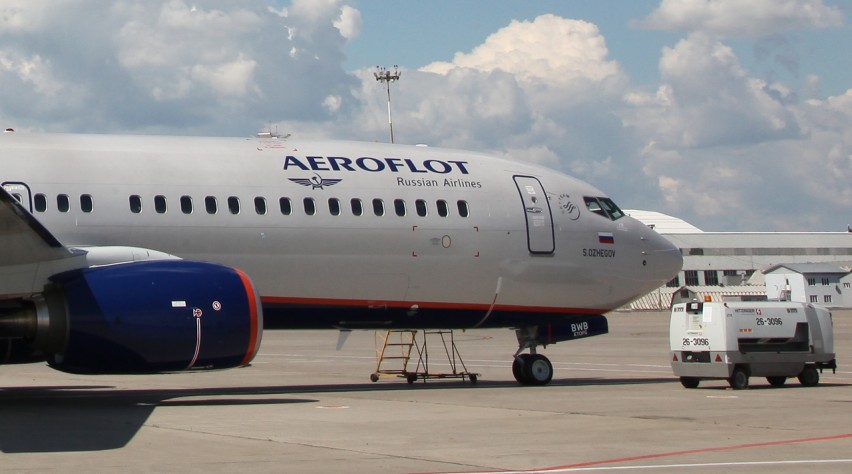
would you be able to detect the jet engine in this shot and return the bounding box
[0,260,262,374]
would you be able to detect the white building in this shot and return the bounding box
[764,263,851,309]
[625,210,852,310]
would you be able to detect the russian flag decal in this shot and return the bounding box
[598,232,615,244]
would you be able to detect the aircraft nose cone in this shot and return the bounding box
[648,233,683,282]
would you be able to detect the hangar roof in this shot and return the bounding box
[764,263,851,275]
[624,210,703,234]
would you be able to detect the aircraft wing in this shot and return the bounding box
[0,186,74,266]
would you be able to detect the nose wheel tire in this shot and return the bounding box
[512,354,530,383]
[512,353,553,386]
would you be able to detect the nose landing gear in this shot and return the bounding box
[509,317,608,386]
[512,352,554,385]
[512,326,554,385]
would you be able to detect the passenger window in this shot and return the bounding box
[57,194,70,213]
[328,198,340,216]
[154,195,167,214]
[80,194,93,213]
[129,195,142,214]
[372,198,385,216]
[180,195,193,214]
[457,200,469,218]
[304,197,316,216]
[394,199,406,217]
[34,193,47,212]
[436,200,448,217]
[350,198,363,216]
[254,197,267,215]
[228,196,240,215]
[11,193,22,204]
[415,199,427,217]
[279,197,292,215]
[205,196,218,214]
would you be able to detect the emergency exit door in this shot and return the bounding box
[513,175,555,254]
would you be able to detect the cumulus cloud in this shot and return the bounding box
[0,51,62,96]
[333,5,361,40]
[638,0,844,37]
[0,0,358,133]
[624,33,801,149]
[0,1,77,33]
[423,14,623,88]
[0,1,849,231]
[406,15,631,161]
[615,0,850,231]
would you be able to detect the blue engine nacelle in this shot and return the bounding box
[35,260,263,374]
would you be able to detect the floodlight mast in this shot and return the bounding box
[374,65,401,143]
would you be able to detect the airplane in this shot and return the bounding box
[0,130,682,385]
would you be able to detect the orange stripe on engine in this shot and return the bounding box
[236,269,261,366]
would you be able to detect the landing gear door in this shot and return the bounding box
[2,182,33,213]
[513,176,555,254]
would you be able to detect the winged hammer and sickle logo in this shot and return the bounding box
[288,173,342,190]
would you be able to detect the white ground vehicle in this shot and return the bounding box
[670,301,836,389]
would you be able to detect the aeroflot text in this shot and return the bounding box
[283,156,470,174]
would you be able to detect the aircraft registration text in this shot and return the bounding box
[583,248,616,258]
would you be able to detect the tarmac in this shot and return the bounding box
[1,310,850,473]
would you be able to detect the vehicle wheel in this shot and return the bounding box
[680,377,700,389]
[370,373,379,382]
[728,367,749,390]
[524,354,553,386]
[766,376,786,387]
[798,365,819,387]
[512,354,531,384]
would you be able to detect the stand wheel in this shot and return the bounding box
[370,373,379,382]
[406,374,418,384]
[469,374,478,384]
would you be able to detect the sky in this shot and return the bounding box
[0,0,850,232]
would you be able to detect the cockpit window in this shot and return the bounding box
[584,197,607,218]
[584,196,624,221]
[599,198,624,220]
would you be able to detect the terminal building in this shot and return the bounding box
[625,211,852,310]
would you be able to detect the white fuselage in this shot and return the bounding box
[1,132,681,329]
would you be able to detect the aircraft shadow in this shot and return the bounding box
[0,375,674,453]
[0,385,318,454]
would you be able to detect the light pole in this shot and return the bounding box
[374,65,401,143]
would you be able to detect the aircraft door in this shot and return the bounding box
[2,181,33,212]
[513,175,555,254]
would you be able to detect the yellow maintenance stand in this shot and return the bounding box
[371,329,478,384]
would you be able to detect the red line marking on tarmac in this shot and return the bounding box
[426,433,852,474]
[538,433,852,471]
